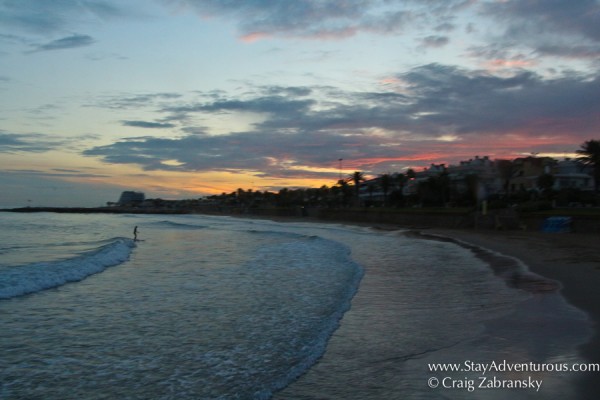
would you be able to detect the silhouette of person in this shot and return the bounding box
[133,226,138,241]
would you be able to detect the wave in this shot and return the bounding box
[245,235,364,398]
[151,220,209,230]
[244,228,315,240]
[0,238,136,300]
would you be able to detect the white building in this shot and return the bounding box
[551,159,595,191]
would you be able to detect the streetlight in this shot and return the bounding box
[338,158,343,182]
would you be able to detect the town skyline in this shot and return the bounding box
[1,1,599,207]
[113,149,596,210]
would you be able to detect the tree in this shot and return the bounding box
[367,182,375,206]
[417,173,450,207]
[348,171,365,206]
[335,179,351,206]
[576,139,600,192]
[537,173,555,197]
[277,188,290,207]
[380,174,391,207]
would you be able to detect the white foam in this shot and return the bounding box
[242,235,364,397]
[0,238,135,299]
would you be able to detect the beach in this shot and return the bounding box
[269,218,600,399]
[429,229,600,396]
[1,211,598,398]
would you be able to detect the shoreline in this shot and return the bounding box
[247,215,600,397]
[5,210,598,395]
[428,228,600,394]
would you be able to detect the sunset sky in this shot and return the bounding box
[1,0,599,206]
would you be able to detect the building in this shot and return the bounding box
[402,164,446,197]
[118,191,145,206]
[551,159,595,191]
[447,156,502,200]
[358,173,404,205]
[507,156,554,194]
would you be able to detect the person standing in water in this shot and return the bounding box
[133,226,138,241]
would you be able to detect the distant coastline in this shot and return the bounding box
[0,206,191,214]
[3,205,599,234]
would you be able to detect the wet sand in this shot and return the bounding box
[429,229,600,396]
[267,218,600,399]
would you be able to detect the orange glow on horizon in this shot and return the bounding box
[41,129,588,201]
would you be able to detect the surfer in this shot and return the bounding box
[133,226,138,241]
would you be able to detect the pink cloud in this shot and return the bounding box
[240,31,270,43]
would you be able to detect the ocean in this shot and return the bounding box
[0,212,592,399]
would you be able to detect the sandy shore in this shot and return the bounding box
[429,229,600,395]
[259,214,600,398]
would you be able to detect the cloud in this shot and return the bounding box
[536,44,600,60]
[0,0,126,35]
[467,44,537,67]
[28,34,95,52]
[4,168,111,179]
[396,64,600,137]
[83,129,413,179]
[164,96,316,118]
[0,33,32,46]
[93,92,183,109]
[480,0,600,60]
[483,0,600,42]
[121,120,177,129]
[83,64,600,178]
[420,35,449,48]
[166,0,474,40]
[0,131,65,153]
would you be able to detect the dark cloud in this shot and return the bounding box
[0,133,27,147]
[168,97,315,119]
[396,64,600,138]
[83,129,410,178]
[0,131,65,153]
[420,35,449,48]
[181,127,208,135]
[262,86,313,97]
[29,34,95,52]
[480,0,600,59]
[483,0,600,42]
[3,168,111,179]
[121,120,177,129]
[536,44,600,60]
[83,64,600,178]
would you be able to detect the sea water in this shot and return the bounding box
[0,212,592,399]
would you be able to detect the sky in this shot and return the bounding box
[1,0,599,207]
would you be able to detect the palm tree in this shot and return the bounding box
[336,179,351,206]
[576,139,600,192]
[348,171,365,206]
